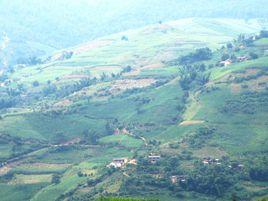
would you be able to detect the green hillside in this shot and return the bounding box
[1,0,268,66]
[0,19,268,201]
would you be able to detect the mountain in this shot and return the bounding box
[0,18,268,201]
[1,0,268,67]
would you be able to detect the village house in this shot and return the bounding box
[148,155,161,164]
[202,157,221,165]
[107,158,128,168]
[220,59,232,67]
[170,175,186,184]
[228,163,244,170]
[114,128,130,135]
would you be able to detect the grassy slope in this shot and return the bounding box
[3,18,264,141]
[1,19,268,201]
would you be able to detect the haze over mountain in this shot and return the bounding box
[1,0,268,67]
[0,1,268,201]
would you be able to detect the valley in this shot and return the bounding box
[0,18,268,201]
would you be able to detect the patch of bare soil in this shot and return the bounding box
[230,84,242,93]
[179,120,204,126]
[54,99,72,108]
[0,166,11,176]
[110,79,156,93]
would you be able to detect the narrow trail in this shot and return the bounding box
[180,88,205,126]
[126,132,148,146]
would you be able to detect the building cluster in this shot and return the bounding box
[106,155,245,187]
[148,155,161,164]
[219,55,249,67]
[202,157,221,165]
[107,155,161,169]
[107,158,137,168]
[170,175,187,184]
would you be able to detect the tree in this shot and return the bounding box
[179,47,212,65]
[221,53,230,61]
[260,30,268,38]
[28,56,42,65]
[227,43,233,49]
[52,174,61,184]
[249,52,258,59]
[32,80,40,87]
[121,35,129,41]
[122,66,132,73]
[230,54,237,62]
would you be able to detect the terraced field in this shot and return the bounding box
[0,18,268,201]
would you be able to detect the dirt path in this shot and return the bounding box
[181,89,204,125]
[125,132,148,146]
[179,120,205,126]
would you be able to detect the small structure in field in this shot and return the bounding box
[220,59,232,67]
[238,164,244,168]
[107,158,128,168]
[148,155,161,164]
[128,159,137,165]
[202,157,221,165]
[171,175,187,184]
[114,128,130,135]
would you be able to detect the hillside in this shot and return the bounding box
[1,0,268,67]
[0,18,268,201]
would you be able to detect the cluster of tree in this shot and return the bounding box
[221,91,268,115]
[0,86,24,110]
[17,56,43,66]
[0,73,8,82]
[58,51,73,60]
[82,130,101,145]
[122,66,132,73]
[220,53,237,62]
[239,35,255,47]
[179,64,210,90]
[0,96,15,109]
[179,48,212,65]
[52,174,61,184]
[233,69,268,84]
[259,30,268,38]
[42,78,97,98]
[248,155,268,182]
[185,126,216,149]
[182,163,241,196]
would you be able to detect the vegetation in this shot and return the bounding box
[97,198,159,201]
[0,19,268,201]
